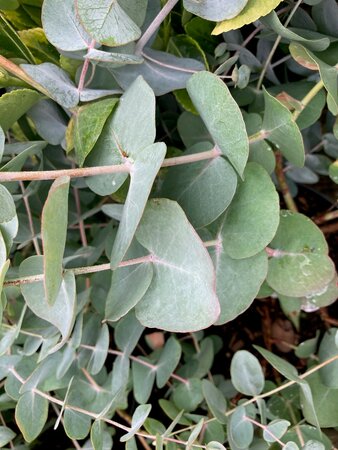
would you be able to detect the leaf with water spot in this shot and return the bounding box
[135,199,220,332]
[266,211,335,297]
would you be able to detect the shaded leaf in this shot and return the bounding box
[212,248,268,325]
[1,141,46,172]
[161,142,237,228]
[135,199,220,332]
[114,311,144,356]
[73,98,117,166]
[202,379,227,424]
[318,328,338,388]
[132,357,156,404]
[41,176,69,305]
[262,89,304,167]
[187,71,248,177]
[20,256,76,354]
[0,426,16,447]
[0,88,41,132]
[0,13,35,63]
[220,162,279,259]
[110,142,166,268]
[111,48,205,96]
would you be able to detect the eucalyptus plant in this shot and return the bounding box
[0,0,337,449]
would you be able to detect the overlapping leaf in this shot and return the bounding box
[267,211,335,297]
[0,88,41,132]
[183,0,248,22]
[187,71,249,177]
[135,199,220,332]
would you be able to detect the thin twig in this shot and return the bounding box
[257,0,303,90]
[135,0,180,54]
[78,39,96,93]
[275,151,298,212]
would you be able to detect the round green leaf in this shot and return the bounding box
[267,211,335,297]
[221,162,280,259]
[135,199,220,332]
[161,142,237,228]
[172,378,203,412]
[230,350,265,396]
[227,405,254,449]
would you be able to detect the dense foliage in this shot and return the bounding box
[0,0,337,448]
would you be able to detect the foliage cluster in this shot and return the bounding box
[0,0,337,448]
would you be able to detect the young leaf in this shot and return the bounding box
[156,337,182,388]
[172,378,203,413]
[0,426,16,447]
[212,0,283,34]
[161,142,237,229]
[262,89,305,167]
[186,418,204,449]
[186,71,249,177]
[132,357,156,404]
[15,390,49,443]
[263,419,290,442]
[20,63,79,108]
[76,0,141,47]
[220,162,280,259]
[230,350,265,396]
[41,176,70,305]
[135,199,220,332]
[183,0,248,21]
[0,88,41,132]
[255,346,300,381]
[110,142,166,268]
[114,311,144,356]
[227,405,254,449]
[20,256,76,354]
[42,0,91,51]
[120,404,152,442]
[73,98,118,167]
[106,262,153,322]
[87,323,109,375]
[202,379,227,424]
[0,14,35,63]
[266,211,335,297]
[111,48,205,96]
